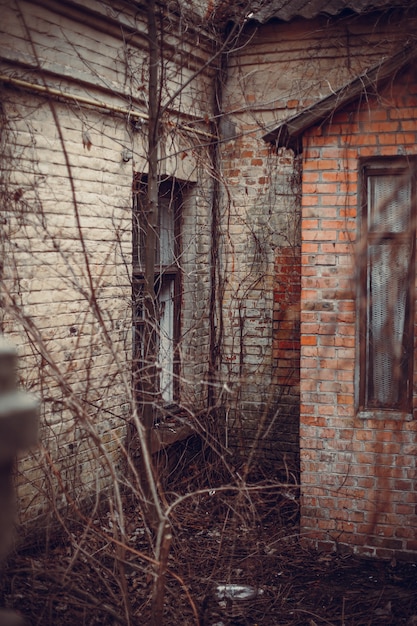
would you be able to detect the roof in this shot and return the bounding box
[249,0,417,23]
[262,43,417,153]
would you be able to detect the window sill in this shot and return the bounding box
[357,410,414,421]
[150,419,194,454]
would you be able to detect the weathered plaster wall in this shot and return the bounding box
[0,0,215,523]
[300,63,417,559]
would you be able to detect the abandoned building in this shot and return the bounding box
[1,0,417,561]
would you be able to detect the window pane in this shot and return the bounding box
[367,241,411,407]
[134,189,176,269]
[132,186,147,271]
[158,195,175,267]
[158,279,175,402]
[368,175,411,233]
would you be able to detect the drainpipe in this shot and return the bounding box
[207,40,229,410]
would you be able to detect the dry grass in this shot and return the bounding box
[1,438,417,625]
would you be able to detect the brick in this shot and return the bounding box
[346,134,378,146]
[301,336,317,346]
[390,107,417,120]
[401,120,417,131]
[302,182,318,194]
[302,243,320,254]
[317,519,336,530]
[356,109,389,122]
[303,219,319,230]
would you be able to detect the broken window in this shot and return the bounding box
[132,176,182,404]
[358,159,416,413]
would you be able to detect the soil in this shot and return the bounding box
[1,445,417,625]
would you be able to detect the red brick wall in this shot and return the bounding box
[219,125,301,465]
[274,246,301,389]
[300,65,417,559]
[272,246,301,463]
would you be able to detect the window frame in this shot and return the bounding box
[132,174,183,404]
[357,157,417,416]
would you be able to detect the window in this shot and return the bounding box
[133,176,182,404]
[358,159,416,413]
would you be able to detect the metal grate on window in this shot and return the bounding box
[368,174,411,233]
[368,242,411,406]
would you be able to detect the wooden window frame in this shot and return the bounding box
[132,175,183,404]
[358,157,416,415]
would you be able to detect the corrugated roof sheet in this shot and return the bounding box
[250,0,417,23]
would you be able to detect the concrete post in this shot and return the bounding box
[0,336,40,626]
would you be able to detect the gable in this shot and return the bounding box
[263,43,417,152]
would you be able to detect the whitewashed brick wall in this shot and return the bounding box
[0,0,215,524]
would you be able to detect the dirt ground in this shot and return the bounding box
[1,444,417,625]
